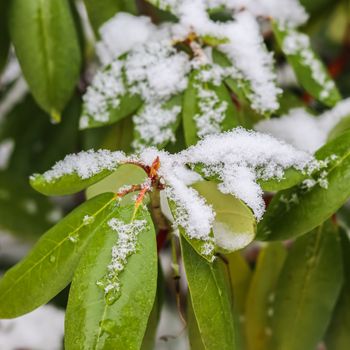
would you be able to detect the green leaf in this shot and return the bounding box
[183,69,239,146]
[144,0,176,13]
[192,181,256,253]
[328,114,350,141]
[325,229,350,350]
[269,221,343,350]
[65,204,157,350]
[0,0,10,73]
[86,164,147,200]
[259,167,306,192]
[0,193,116,318]
[133,94,183,149]
[9,0,82,120]
[83,0,137,35]
[272,22,340,107]
[245,243,287,350]
[226,251,252,315]
[181,236,239,350]
[187,296,206,350]
[258,130,350,241]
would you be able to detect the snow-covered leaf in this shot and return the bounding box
[273,22,341,107]
[65,204,157,349]
[183,69,238,146]
[9,0,81,121]
[258,130,350,240]
[0,193,116,318]
[133,94,182,149]
[30,149,127,196]
[269,221,343,350]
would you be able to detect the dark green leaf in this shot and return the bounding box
[83,0,137,35]
[0,171,58,239]
[65,204,157,350]
[245,243,287,350]
[273,22,340,107]
[9,0,81,121]
[325,229,350,350]
[181,236,239,350]
[0,0,10,73]
[258,130,350,241]
[0,193,116,318]
[269,221,343,350]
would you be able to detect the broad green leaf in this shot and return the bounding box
[0,193,116,318]
[133,94,183,149]
[86,164,147,199]
[187,296,206,350]
[0,171,59,239]
[65,204,157,350]
[325,229,350,350]
[328,114,350,141]
[226,251,252,315]
[269,221,343,350]
[83,0,137,35]
[0,0,10,73]
[181,236,239,350]
[272,22,340,107]
[192,181,256,253]
[9,0,82,120]
[183,69,239,146]
[245,243,287,350]
[258,130,350,241]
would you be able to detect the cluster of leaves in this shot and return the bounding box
[1,0,350,349]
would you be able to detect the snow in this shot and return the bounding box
[133,103,180,149]
[97,217,148,303]
[96,13,158,64]
[255,98,350,152]
[37,149,126,182]
[0,305,64,350]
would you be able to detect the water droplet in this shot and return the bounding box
[99,319,117,335]
[83,215,95,226]
[49,255,56,263]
